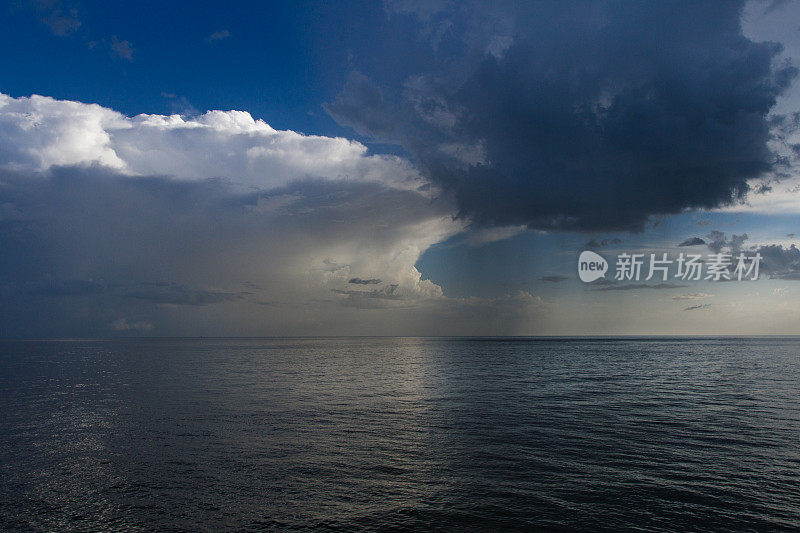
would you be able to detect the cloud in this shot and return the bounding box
[24,0,81,36]
[684,304,712,311]
[714,108,800,215]
[707,230,728,252]
[125,283,246,306]
[679,237,706,247]
[326,1,796,231]
[161,92,199,117]
[706,231,749,253]
[703,235,800,279]
[592,283,687,291]
[755,243,800,279]
[464,224,526,246]
[206,29,231,42]
[332,284,405,308]
[585,238,622,249]
[2,277,252,306]
[0,167,467,335]
[753,183,773,194]
[110,318,153,333]
[672,293,713,300]
[0,93,429,192]
[41,9,80,36]
[325,72,399,141]
[1,93,535,336]
[110,36,134,61]
[10,279,106,297]
[348,278,382,285]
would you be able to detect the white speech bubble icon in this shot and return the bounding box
[578,251,608,282]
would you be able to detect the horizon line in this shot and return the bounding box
[3,334,800,342]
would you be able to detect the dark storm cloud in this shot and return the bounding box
[327,1,796,231]
[326,72,399,141]
[679,237,706,247]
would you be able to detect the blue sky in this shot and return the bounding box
[2,2,334,131]
[2,1,800,336]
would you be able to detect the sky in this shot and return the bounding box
[2,0,800,336]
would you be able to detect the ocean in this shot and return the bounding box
[1,337,799,531]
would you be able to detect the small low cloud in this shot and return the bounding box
[111,318,154,332]
[206,29,231,42]
[540,275,569,283]
[19,279,105,297]
[126,283,246,306]
[111,36,134,61]
[684,304,712,311]
[678,237,706,247]
[161,92,199,116]
[593,282,687,292]
[672,293,712,300]
[465,225,526,246]
[585,238,622,249]
[753,183,773,194]
[756,243,800,279]
[42,9,81,36]
[26,0,81,36]
[332,284,408,308]
[706,231,748,253]
[348,277,382,285]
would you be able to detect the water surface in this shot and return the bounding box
[2,337,800,531]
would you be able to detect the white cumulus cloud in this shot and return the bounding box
[0,93,545,336]
[0,93,429,193]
